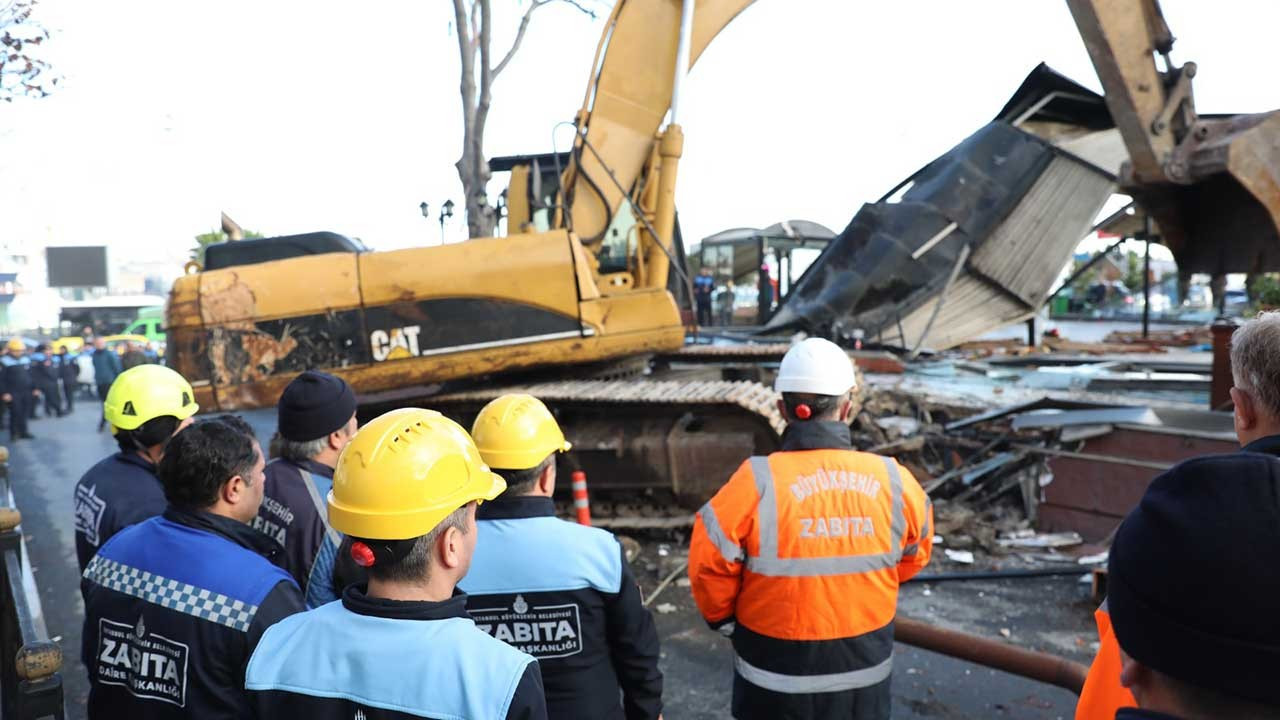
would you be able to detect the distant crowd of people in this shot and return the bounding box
[0,332,159,440]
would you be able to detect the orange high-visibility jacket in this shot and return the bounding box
[1075,603,1136,720]
[689,437,932,714]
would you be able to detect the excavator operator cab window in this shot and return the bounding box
[598,199,640,274]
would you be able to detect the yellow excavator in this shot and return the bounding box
[168,0,1280,504]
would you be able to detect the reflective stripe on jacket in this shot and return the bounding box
[81,508,303,719]
[252,458,342,608]
[688,421,933,720]
[1074,606,1138,719]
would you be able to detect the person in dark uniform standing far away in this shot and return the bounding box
[245,408,547,720]
[0,339,36,440]
[462,394,664,720]
[29,344,64,418]
[1075,310,1280,720]
[73,365,199,573]
[693,267,715,325]
[57,345,79,413]
[252,370,358,608]
[81,417,303,719]
[91,336,122,432]
[688,337,934,720]
[1104,452,1280,720]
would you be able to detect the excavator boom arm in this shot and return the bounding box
[1065,0,1178,184]
[561,0,756,247]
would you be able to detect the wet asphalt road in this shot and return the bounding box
[13,400,1085,720]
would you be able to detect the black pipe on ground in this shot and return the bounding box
[906,566,1091,583]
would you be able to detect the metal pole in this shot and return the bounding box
[894,617,1089,695]
[1142,216,1152,338]
[668,0,696,126]
[1142,239,1151,337]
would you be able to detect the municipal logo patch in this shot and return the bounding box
[96,617,190,707]
[74,484,107,547]
[471,599,584,659]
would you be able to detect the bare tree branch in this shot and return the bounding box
[0,0,54,102]
[450,0,476,141]
[449,0,603,237]
[494,0,597,79]
[492,0,546,79]
[474,0,493,179]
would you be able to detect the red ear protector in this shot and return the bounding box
[350,541,377,567]
[794,404,813,420]
[350,538,418,568]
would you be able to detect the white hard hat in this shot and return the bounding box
[775,338,857,396]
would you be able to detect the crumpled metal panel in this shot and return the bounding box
[765,122,1056,342]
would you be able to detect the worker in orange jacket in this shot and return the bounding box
[1075,603,1136,719]
[688,338,934,720]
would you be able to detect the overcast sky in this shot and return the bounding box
[2,0,1278,269]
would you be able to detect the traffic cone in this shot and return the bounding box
[571,471,591,526]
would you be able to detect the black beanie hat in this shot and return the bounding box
[277,371,357,442]
[1108,452,1280,706]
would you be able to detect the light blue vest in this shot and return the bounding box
[460,516,622,596]
[246,600,536,719]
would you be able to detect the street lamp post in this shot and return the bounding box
[439,199,455,243]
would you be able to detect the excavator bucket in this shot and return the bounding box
[1129,112,1280,276]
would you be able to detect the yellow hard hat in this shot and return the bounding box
[6,339,23,352]
[470,394,572,470]
[328,408,506,540]
[103,365,199,431]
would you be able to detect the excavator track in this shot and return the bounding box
[656,343,794,363]
[417,378,786,508]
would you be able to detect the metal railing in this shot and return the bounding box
[0,448,65,719]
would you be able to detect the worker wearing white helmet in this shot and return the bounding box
[688,337,935,720]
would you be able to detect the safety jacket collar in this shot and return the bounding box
[476,495,554,521]
[1242,433,1280,457]
[163,506,284,561]
[341,584,471,622]
[780,420,853,452]
[113,451,156,474]
[288,457,335,479]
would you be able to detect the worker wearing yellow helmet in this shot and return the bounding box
[460,394,665,720]
[0,338,37,442]
[72,364,199,573]
[245,408,549,720]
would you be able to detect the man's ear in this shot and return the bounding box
[328,429,344,452]
[840,397,855,423]
[1231,386,1257,431]
[1118,648,1147,695]
[439,525,464,570]
[539,461,556,494]
[222,475,245,506]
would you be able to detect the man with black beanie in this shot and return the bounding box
[1105,452,1280,720]
[252,370,357,608]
